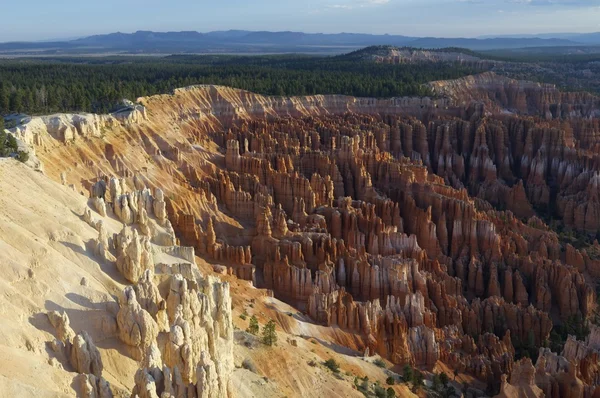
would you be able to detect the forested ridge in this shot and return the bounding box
[0,55,484,115]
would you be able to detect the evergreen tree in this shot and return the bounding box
[262,320,277,346]
[247,315,259,335]
[432,373,442,392]
[440,372,450,387]
[411,370,424,392]
[0,55,483,115]
[9,90,23,113]
[0,126,19,158]
[0,85,8,114]
[402,364,413,383]
[0,129,6,156]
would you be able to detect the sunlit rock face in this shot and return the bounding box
[11,78,600,395]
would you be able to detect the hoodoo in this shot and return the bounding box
[3,70,600,396]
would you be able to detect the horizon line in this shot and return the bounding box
[6,28,600,44]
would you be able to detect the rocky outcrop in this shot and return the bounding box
[202,218,253,268]
[69,331,104,378]
[25,79,600,395]
[48,311,113,397]
[308,289,436,366]
[556,326,600,391]
[367,47,485,65]
[116,287,159,360]
[429,72,600,119]
[153,188,168,225]
[122,270,233,397]
[47,311,104,377]
[133,269,168,331]
[192,111,596,389]
[115,227,155,283]
[10,107,146,145]
[495,358,544,398]
[131,362,222,398]
[76,374,113,398]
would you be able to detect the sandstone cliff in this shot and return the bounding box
[7,74,600,396]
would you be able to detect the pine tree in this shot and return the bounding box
[402,364,413,383]
[0,128,6,157]
[0,126,19,158]
[9,90,23,113]
[247,315,259,335]
[412,370,424,392]
[262,320,277,346]
[440,372,449,388]
[0,85,9,114]
[432,374,442,392]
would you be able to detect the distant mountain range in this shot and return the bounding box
[1,30,599,56]
[478,32,600,44]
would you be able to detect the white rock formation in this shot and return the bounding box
[70,331,104,378]
[47,311,105,379]
[10,107,146,145]
[153,188,168,225]
[94,221,116,263]
[116,287,159,360]
[115,227,154,283]
[133,270,169,331]
[92,197,107,217]
[76,373,114,398]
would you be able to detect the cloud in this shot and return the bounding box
[457,0,600,6]
[506,0,600,5]
[328,0,390,10]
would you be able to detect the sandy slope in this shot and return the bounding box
[0,158,137,397]
[0,84,428,396]
[226,277,417,398]
[0,158,417,397]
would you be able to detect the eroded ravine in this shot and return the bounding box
[6,74,600,397]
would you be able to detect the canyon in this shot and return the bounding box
[2,71,600,397]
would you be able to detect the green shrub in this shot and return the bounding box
[323,358,340,373]
[359,377,369,394]
[374,384,386,398]
[0,129,19,158]
[16,151,29,163]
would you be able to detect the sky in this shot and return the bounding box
[1,0,600,42]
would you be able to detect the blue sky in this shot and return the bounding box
[1,0,600,41]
